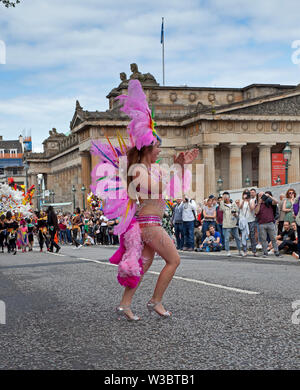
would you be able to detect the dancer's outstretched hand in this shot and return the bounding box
[183,149,199,164]
[174,149,199,165]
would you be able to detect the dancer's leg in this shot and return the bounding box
[141,226,180,314]
[119,244,155,317]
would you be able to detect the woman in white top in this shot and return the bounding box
[238,189,257,256]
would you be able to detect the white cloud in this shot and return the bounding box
[0,0,300,149]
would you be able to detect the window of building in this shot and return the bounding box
[12,168,18,175]
[0,168,4,175]
[10,149,17,156]
[0,149,4,156]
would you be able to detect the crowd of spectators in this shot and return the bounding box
[170,188,300,260]
[55,208,119,248]
[2,188,299,261]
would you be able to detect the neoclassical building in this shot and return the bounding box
[25,64,300,209]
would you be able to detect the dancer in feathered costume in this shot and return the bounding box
[91,79,199,321]
[17,219,28,252]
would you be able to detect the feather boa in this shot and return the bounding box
[109,217,145,288]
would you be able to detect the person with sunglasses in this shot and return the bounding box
[282,189,297,224]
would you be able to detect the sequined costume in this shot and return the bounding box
[91,80,191,288]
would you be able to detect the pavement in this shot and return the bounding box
[0,242,299,370]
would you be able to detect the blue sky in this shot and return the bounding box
[0,0,300,151]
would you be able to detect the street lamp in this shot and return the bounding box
[282,142,292,184]
[217,176,223,196]
[49,190,55,204]
[37,173,43,212]
[81,184,86,210]
[244,175,251,188]
[72,185,76,210]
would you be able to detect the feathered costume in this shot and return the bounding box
[91,80,191,288]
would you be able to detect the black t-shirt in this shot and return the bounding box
[279,229,296,242]
[5,220,19,231]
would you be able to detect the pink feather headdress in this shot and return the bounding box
[115,79,161,150]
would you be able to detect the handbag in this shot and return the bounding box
[192,209,201,228]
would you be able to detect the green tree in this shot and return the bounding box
[1,0,20,7]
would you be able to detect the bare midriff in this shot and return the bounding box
[136,198,166,219]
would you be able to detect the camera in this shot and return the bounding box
[244,191,250,199]
[261,194,268,202]
[231,210,237,215]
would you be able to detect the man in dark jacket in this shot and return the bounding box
[292,196,300,259]
[275,221,297,254]
[47,206,61,253]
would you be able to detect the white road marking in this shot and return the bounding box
[151,271,260,295]
[78,257,117,266]
[48,253,67,257]
[76,257,260,295]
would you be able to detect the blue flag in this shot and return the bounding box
[161,18,164,44]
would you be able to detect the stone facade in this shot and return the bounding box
[25,65,300,209]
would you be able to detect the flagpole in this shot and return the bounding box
[161,17,165,86]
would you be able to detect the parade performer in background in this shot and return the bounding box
[37,210,49,252]
[47,206,61,253]
[0,214,6,253]
[91,79,198,321]
[0,179,34,254]
[26,218,34,252]
[17,219,28,253]
[5,211,19,255]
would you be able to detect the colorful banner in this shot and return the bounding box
[272,153,286,186]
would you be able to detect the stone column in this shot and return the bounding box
[202,144,217,197]
[289,143,300,183]
[91,153,99,172]
[80,151,91,208]
[242,145,254,187]
[258,143,274,188]
[229,143,246,190]
[80,151,91,188]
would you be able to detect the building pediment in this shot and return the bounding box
[214,91,300,117]
[70,112,85,130]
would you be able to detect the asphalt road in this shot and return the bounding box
[0,244,299,370]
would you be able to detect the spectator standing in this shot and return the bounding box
[64,214,72,243]
[238,189,257,257]
[94,219,102,244]
[283,189,297,224]
[292,194,300,259]
[107,218,120,245]
[255,192,280,258]
[162,207,173,238]
[200,196,217,244]
[58,216,67,245]
[172,199,184,250]
[219,192,242,257]
[278,193,286,235]
[216,196,224,250]
[182,197,197,251]
[100,213,109,245]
